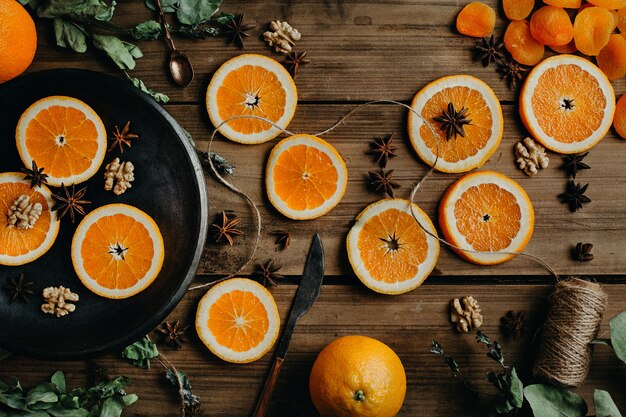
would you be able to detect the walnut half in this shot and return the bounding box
[450,296,483,333]
[7,195,42,229]
[104,157,134,195]
[41,286,79,318]
[263,20,301,54]
[515,137,549,176]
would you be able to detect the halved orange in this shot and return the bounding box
[206,54,297,144]
[346,199,440,295]
[15,96,107,187]
[520,54,615,154]
[266,134,348,220]
[408,75,503,173]
[0,172,59,266]
[71,203,164,299]
[439,171,534,265]
[195,278,280,363]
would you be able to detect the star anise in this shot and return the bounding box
[51,184,91,223]
[223,14,255,49]
[367,134,397,168]
[108,121,138,153]
[272,230,291,250]
[4,273,33,303]
[474,35,504,66]
[157,320,189,348]
[433,103,471,141]
[562,152,590,179]
[211,211,243,245]
[253,259,284,288]
[573,242,594,262]
[500,310,526,340]
[368,169,401,198]
[21,160,48,188]
[497,58,528,89]
[284,51,310,80]
[558,180,591,212]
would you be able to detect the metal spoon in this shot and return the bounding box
[154,0,194,87]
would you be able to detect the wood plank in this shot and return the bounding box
[165,103,626,276]
[3,284,625,416]
[26,1,626,103]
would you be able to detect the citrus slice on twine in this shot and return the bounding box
[196,278,280,363]
[71,203,164,299]
[15,96,107,187]
[346,199,440,295]
[206,54,297,144]
[266,134,348,220]
[520,54,615,154]
[0,172,59,266]
[408,75,503,173]
[439,171,534,265]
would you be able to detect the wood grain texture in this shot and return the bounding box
[2,285,625,417]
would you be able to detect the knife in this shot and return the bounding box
[252,233,325,417]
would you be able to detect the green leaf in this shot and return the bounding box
[0,348,11,361]
[80,0,115,21]
[165,370,199,411]
[121,336,159,368]
[213,11,234,25]
[144,0,178,12]
[26,382,58,409]
[18,0,39,9]
[610,311,626,364]
[128,77,170,104]
[53,18,87,53]
[91,35,142,70]
[524,384,587,417]
[129,20,162,40]
[508,368,524,408]
[51,372,66,394]
[176,0,222,25]
[48,405,90,417]
[594,389,623,417]
[38,0,115,20]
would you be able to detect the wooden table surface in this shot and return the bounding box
[2,1,626,416]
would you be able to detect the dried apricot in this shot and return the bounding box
[587,0,626,9]
[503,0,535,20]
[550,39,577,53]
[544,0,581,8]
[529,6,574,46]
[615,7,626,30]
[613,94,626,139]
[611,9,619,29]
[597,34,626,80]
[574,7,613,56]
[504,21,545,65]
[456,2,496,37]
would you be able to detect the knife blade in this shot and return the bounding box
[252,233,325,417]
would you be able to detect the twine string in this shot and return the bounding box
[189,100,559,292]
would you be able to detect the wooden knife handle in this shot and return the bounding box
[252,356,285,417]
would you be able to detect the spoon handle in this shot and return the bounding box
[154,0,176,52]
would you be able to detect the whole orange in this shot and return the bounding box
[309,335,406,417]
[0,0,37,83]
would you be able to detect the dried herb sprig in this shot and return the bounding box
[157,321,189,348]
[562,152,590,179]
[272,230,291,250]
[21,160,49,188]
[253,259,285,287]
[474,35,504,66]
[367,134,397,168]
[558,180,591,212]
[4,273,34,303]
[573,242,594,262]
[284,51,310,80]
[368,169,400,198]
[211,211,243,245]
[51,184,91,223]
[202,152,235,176]
[433,103,472,141]
[223,14,255,49]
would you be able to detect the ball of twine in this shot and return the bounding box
[533,277,608,388]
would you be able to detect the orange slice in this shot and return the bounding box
[15,96,107,187]
[346,199,440,295]
[195,278,280,363]
[206,54,297,144]
[408,75,503,173]
[71,203,164,299]
[265,134,348,220]
[439,171,534,265]
[520,55,615,154]
[0,172,59,266]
